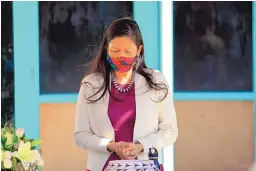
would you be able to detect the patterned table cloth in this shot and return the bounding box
[104,160,160,171]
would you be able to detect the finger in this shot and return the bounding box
[117,148,126,159]
[127,142,134,147]
[125,149,131,156]
[123,143,135,151]
[125,142,134,148]
[122,149,131,159]
[122,149,127,156]
[126,155,136,160]
[114,148,119,153]
[117,141,124,149]
[115,149,121,156]
[121,142,130,149]
[128,143,136,150]
[122,149,135,160]
[117,148,123,155]
[126,150,136,156]
[118,142,125,149]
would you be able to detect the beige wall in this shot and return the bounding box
[174,101,254,171]
[40,101,255,171]
[40,103,87,171]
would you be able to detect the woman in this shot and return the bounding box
[74,17,178,171]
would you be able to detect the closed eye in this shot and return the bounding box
[112,50,119,53]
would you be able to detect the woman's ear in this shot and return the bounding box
[137,45,143,57]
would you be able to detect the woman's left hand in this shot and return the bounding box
[115,142,135,160]
[115,148,136,160]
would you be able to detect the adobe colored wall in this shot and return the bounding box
[40,101,254,171]
[174,101,254,171]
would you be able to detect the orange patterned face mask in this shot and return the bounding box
[107,54,136,73]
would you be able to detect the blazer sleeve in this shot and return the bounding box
[136,70,178,154]
[74,77,112,154]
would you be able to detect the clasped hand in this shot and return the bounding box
[107,141,144,160]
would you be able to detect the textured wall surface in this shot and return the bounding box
[174,101,254,171]
[40,101,254,171]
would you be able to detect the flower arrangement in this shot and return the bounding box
[1,122,44,171]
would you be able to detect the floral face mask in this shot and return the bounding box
[107,54,137,73]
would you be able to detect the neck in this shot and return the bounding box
[114,69,133,84]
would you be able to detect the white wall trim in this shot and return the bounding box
[161,0,175,171]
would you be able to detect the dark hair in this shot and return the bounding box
[82,17,168,103]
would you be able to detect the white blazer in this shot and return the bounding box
[75,69,178,171]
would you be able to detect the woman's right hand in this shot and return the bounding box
[107,141,126,152]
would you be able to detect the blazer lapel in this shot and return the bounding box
[93,75,114,141]
[133,73,147,142]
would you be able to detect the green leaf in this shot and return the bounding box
[1,128,6,137]
[12,157,17,168]
[31,140,42,148]
[13,141,19,150]
[13,134,19,144]
[5,132,13,147]
[35,165,40,171]
[5,144,13,150]
[4,122,8,129]
[23,138,29,143]
[1,135,7,146]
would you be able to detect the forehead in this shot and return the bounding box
[108,36,137,49]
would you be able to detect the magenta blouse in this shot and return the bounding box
[98,80,164,171]
[102,81,136,171]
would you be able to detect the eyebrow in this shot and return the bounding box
[111,47,133,50]
[111,47,119,50]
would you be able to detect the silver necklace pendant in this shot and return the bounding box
[111,72,135,93]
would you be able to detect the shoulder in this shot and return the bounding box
[143,68,167,83]
[143,68,161,75]
[143,68,170,100]
[80,72,104,88]
[79,73,104,98]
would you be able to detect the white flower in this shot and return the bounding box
[16,127,24,138]
[21,161,30,170]
[3,159,12,169]
[4,151,12,159]
[37,157,44,167]
[1,150,4,161]
[12,141,41,163]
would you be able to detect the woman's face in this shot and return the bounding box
[107,36,142,58]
